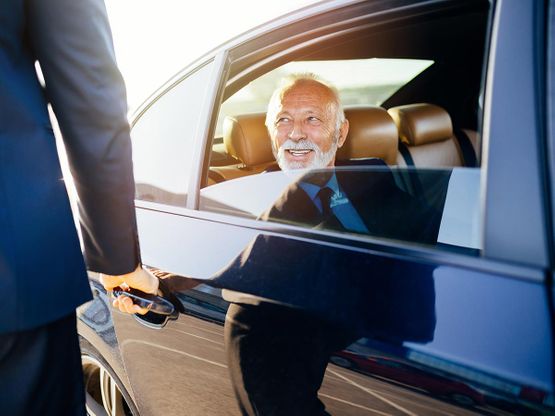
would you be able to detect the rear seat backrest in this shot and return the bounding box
[388,103,465,168]
[337,107,399,165]
[211,113,275,181]
[224,113,274,168]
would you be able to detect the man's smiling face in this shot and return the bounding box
[268,80,348,171]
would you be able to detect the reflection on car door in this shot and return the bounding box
[112,168,553,415]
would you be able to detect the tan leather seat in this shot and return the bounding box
[338,106,399,165]
[211,113,275,181]
[211,106,400,182]
[387,103,478,168]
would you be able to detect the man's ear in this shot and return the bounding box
[337,119,349,148]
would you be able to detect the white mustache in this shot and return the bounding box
[280,139,319,151]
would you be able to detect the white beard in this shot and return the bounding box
[273,138,338,171]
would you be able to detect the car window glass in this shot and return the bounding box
[200,166,481,253]
[200,16,485,255]
[132,62,213,207]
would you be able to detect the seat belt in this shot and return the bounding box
[398,140,415,167]
[397,141,425,199]
[453,128,478,167]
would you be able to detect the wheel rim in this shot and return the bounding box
[82,355,128,416]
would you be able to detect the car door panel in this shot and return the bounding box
[112,208,554,415]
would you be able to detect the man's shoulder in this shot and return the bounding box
[261,181,317,223]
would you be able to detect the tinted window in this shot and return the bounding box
[200,165,480,252]
[132,62,213,206]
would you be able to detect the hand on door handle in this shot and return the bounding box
[111,287,175,316]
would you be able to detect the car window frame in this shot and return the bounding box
[188,51,229,210]
[196,1,543,281]
[481,0,551,268]
[130,0,549,284]
[546,0,555,265]
[203,0,545,281]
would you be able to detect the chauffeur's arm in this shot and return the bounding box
[28,0,140,275]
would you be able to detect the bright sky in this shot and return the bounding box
[104,0,318,112]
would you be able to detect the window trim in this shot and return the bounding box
[131,0,552,275]
[481,0,550,268]
[188,51,229,210]
[194,1,494,263]
[546,0,555,265]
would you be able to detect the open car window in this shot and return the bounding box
[198,4,486,256]
[215,58,434,137]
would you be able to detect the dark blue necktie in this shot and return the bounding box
[317,186,334,216]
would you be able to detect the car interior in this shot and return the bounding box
[208,103,479,184]
[205,1,488,189]
[196,1,489,255]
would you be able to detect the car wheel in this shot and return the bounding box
[80,337,135,416]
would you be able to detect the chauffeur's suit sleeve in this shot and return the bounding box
[26,0,140,274]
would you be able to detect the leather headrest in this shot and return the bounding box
[223,113,273,166]
[337,106,398,165]
[388,103,453,146]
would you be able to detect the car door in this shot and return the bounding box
[111,1,555,415]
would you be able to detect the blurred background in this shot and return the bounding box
[55,0,316,229]
[104,0,318,112]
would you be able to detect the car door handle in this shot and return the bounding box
[112,287,175,316]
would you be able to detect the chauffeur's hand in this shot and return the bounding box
[100,265,160,315]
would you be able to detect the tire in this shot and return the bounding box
[80,337,137,416]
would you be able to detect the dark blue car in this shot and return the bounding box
[77,0,555,414]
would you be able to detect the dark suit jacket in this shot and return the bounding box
[262,165,441,244]
[0,0,140,333]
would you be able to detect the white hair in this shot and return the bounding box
[265,73,345,134]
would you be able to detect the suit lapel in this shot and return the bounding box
[260,182,322,227]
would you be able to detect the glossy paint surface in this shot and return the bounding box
[105,211,554,414]
[76,0,555,415]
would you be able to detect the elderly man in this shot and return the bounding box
[259,74,373,234]
[261,74,430,239]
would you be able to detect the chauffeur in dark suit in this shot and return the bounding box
[0,0,158,414]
